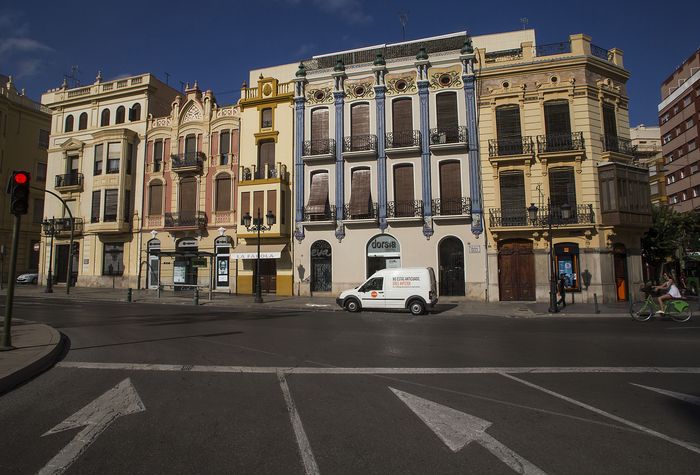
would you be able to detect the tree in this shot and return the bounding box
[641,206,700,278]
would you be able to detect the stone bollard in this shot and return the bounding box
[593,293,600,314]
[127,288,132,303]
[157,285,161,298]
[193,288,199,306]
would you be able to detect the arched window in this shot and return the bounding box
[100,109,110,127]
[78,112,88,130]
[215,174,232,211]
[129,103,141,121]
[148,181,163,216]
[115,106,125,124]
[64,115,74,132]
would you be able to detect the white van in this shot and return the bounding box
[336,267,438,315]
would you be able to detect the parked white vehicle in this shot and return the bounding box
[336,267,438,315]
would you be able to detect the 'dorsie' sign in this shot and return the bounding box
[367,235,400,257]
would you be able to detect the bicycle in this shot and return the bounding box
[629,290,692,322]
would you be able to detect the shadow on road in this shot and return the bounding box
[430,304,458,314]
[69,330,245,351]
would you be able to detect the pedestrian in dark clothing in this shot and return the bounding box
[557,274,567,308]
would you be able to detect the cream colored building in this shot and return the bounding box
[142,82,240,292]
[631,124,665,206]
[40,73,179,288]
[0,75,50,283]
[479,33,651,303]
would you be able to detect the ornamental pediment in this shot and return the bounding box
[59,137,85,151]
[181,101,203,123]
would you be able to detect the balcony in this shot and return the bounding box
[239,163,289,182]
[164,211,207,230]
[213,210,236,226]
[145,215,164,228]
[386,130,421,155]
[431,197,472,221]
[302,139,336,161]
[170,152,205,173]
[488,137,534,157]
[46,217,84,236]
[387,200,423,220]
[343,202,378,222]
[343,135,377,159]
[54,173,83,192]
[536,132,585,154]
[535,41,572,57]
[429,127,468,151]
[489,204,595,228]
[601,135,636,157]
[302,205,337,224]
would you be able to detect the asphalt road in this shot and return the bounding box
[1,296,699,474]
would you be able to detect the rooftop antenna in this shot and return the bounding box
[520,17,529,30]
[164,72,170,85]
[398,11,408,41]
[63,65,81,88]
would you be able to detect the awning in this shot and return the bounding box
[232,244,286,260]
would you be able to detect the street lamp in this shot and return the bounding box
[243,208,275,303]
[42,218,56,294]
[528,198,572,313]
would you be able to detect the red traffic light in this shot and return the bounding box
[13,172,29,185]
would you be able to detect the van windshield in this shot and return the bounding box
[359,277,383,292]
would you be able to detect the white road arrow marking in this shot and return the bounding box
[38,378,145,475]
[631,383,700,406]
[390,388,546,475]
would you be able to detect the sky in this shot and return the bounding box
[2,0,699,127]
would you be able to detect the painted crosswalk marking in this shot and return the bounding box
[631,383,700,406]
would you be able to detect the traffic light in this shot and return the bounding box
[6,171,31,216]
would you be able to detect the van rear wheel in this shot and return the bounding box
[409,300,425,316]
[345,298,361,313]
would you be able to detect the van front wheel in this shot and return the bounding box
[345,298,361,313]
[409,300,426,316]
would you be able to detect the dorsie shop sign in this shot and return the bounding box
[367,235,400,257]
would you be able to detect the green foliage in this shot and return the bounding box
[642,206,700,267]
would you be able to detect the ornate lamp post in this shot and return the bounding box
[242,208,275,303]
[527,198,572,313]
[42,218,56,294]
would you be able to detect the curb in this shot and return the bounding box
[0,325,65,395]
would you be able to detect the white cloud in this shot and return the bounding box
[14,58,43,79]
[0,37,52,58]
[0,10,53,79]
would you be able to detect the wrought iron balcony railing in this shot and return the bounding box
[536,132,584,153]
[602,135,636,156]
[303,138,336,157]
[55,173,83,188]
[302,205,336,222]
[45,217,84,235]
[431,197,472,217]
[343,134,377,153]
[535,41,571,57]
[488,136,534,157]
[591,44,611,61]
[343,202,378,220]
[164,211,207,229]
[386,130,421,149]
[170,152,205,170]
[489,204,595,227]
[387,200,423,218]
[429,126,468,146]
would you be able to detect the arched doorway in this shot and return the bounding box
[215,236,230,290]
[498,239,535,301]
[147,238,160,289]
[366,234,400,278]
[613,243,628,301]
[311,240,332,292]
[439,237,465,296]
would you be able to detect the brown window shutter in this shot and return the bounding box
[253,191,264,218]
[436,92,458,130]
[184,135,196,155]
[351,103,370,137]
[349,168,372,216]
[306,172,329,214]
[259,141,275,173]
[439,161,461,200]
[179,178,196,213]
[544,101,571,135]
[393,165,415,203]
[267,189,277,217]
[220,131,230,155]
[91,190,101,222]
[215,176,231,211]
[211,132,219,156]
[549,167,577,209]
[164,138,171,159]
[311,108,329,141]
[392,98,413,132]
[149,182,163,215]
[240,192,250,223]
[147,141,153,163]
[496,105,521,139]
[104,189,119,221]
[499,170,526,225]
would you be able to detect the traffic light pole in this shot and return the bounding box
[2,214,21,350]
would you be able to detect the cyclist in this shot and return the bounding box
[653,272,682,314]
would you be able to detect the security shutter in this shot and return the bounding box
[240,192,250,224]
[179,178,196,213]
[215,176,231,211]
[436,92,458,130]
[258,141,275,175]
[349,168,372,216]
[149,182,163,215]
[91,191,101,223]
[544,101,571,135]
[499,171,526,225]
[306,172,329,214]
[393,165,415,216]
[104,189,118,222]
[267,189,277,218]
[549,167,577,209]
[439,161,462,214]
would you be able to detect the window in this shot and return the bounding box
[185,134,196,156]
[179,177,197,214]
[94,143,103,175]
[691,164,699,174]
[650,182,659,195]
[682,192,687,201]
[680,170,685,179]
[660,113,670,124]
[686,118,695,130]
[240,191,250,224]
[439,161,462,215]
[123,189,130,222]
[100,109,110,127]
[544,100,572,136]
[148,181,163,216]
[64,115,74,132]
[649,165,657,176]
[126,143,133,175]
[261,108,272,128]
[267,189,277,218]
[499,170,526,225]
[683,95,692,107]
[215,175,232,211]
[663,133,672,144]
[115,106,125,124]
[38,129,49,148]
[435,92,459,143]
[391,98,413,146]
[107,142,120,173]
[220,130,230,165]
[102,243,124,276]
[33,199,44,224]
[689,140,697,152]
[360,277,383,292]
[306,171,330,217]
[129,103,141,121]
[549,167,577,216]
[36,162,47,182]
[253,190,264,219]
[104,189,118,222]
[348,168,372,218]
[350,103,370,150]
[258,141,275,178]
[393,164,415,217]
[311,107,330,153]
[91,191,101,223]
[78,112,88,130]
[602,102,617,140]
[495,105,523,154]
[153,140,163,172]
[66,154,79,174]
[694,188,699,198]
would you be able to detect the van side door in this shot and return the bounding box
[357,277,385,309]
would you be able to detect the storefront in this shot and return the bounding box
[366,234,401,278]
[232,243,286,294]
[215,236,231,291]
[554,242,580,291]
[147,238,160,289]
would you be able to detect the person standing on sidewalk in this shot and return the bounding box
[557,274,567,308]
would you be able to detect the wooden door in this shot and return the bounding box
[255,259,277,294]
[498,240,535,301]
[613,244,627,301]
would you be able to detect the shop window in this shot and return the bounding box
[103,242,124,276]
[555,243,580,291]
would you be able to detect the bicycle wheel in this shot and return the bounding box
[669,301,692,323]
[630,300,653,321]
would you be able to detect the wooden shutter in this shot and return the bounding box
[259,141,275,174]
[602,103,617,137]
[311,108,329,141]
[178,136,183,155]
[439,161,462,214]
[281,191,286,224]
[351,103,370,136]
[91,191,101,222]
[211,132,219,156]
[393,165,414,203]
[215,176,231,211]
[549,167,577,209]
[496,105,521,139]
[436,92,458,130]
[349,168,371,215]
[79,113,88,130]
[267,189,277,217]
[544,101,571,135]
[101,109,110,126]
[104,189,118,221]
[240,192,250,223]
[179,178,196,213]
[149,182,163,215]
[164,138,171,160]
[392,98,413,132]
[306,172,329,214]
[499,171,526,225]
[253,191,264,218]
[185,135,196,155]
[220,131,230,155]
[123,190,131,222]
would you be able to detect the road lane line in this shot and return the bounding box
[501,373,700,455]
[631,383,700,406]
[56,362,700,374]
[278,372,320,475]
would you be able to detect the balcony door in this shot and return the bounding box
[499,171,526,226]
[185,134,197,156]
[496,105,522,155]
[179,177,197,218]
[258,141,275,178]
[549,167,577,222]
[392,98,413,147]
[350,103,370,151]
[311,108,329,154]
[439,161,462,215]
[544,101,572,151]
[393,164,415,217]
[436,92,458,142]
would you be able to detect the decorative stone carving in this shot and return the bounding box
[181,103,203,123]
[345,80,375,100]
[429,69,462,90]
[306,86,333,105]
[386,75,417,95]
